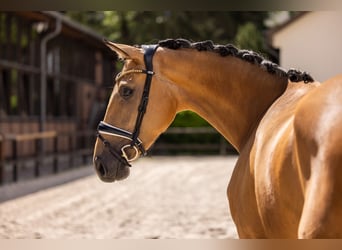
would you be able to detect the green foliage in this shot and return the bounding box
[171,111,210,127]
[65,11,269,46]
[235,22,265,54]
[66,11,105,33]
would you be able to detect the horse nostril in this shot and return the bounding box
[98,163,106,177]
[95,156,107,177]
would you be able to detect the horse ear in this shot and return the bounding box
[104,40,142,61]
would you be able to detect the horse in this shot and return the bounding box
[93,38,342,238]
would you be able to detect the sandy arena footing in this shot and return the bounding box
[0,156,239,239]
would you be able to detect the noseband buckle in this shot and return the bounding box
[121,144,139,162]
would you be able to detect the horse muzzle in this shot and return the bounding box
[93,150,130,182]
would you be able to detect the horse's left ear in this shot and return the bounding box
[104,40,142,61]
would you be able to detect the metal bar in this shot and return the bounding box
[0,65,5,118]
[0,13,3,59]
[47,71,95,85]
[40,17,62,132]
[28,27,36,115]
[165,127,218,134]
[0,59,96,85]
[53,136,58,173]
[38,17,62,175]
[0,59,40,74]
[68,134,74,168]
[151,127,236,155]
[34,138,41,177]
[0,135,4,185]
[12,139,18,182]
[16,16,22,63]
[4,13,11,60]
[153,143,221,150]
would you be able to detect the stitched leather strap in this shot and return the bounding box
[130,45,159,152]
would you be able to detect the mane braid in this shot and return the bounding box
[156,38,315,83]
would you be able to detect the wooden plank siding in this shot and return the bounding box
[0,12,115,185]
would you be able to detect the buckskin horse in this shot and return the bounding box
[93,39,342,238]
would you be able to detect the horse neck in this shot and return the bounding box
[157,48,288,152]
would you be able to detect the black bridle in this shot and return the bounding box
[97,44,159,166]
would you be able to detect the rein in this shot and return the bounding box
[97,44,159,166]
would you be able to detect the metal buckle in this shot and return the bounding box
[121,144,140,162]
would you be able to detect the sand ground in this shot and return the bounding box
[0,156,239,239]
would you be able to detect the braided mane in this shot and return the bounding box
[156,38,314,83]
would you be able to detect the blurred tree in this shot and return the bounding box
[66,11,105,32]
[235,22,265,53]
[171,111,210,127]
[65,11,269,47]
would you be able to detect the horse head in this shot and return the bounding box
[93,41,179,182]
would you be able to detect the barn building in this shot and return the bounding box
[0,11,116,184]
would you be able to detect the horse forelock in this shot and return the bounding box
[153,38,314,83]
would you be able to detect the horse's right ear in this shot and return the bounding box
[104,39,142,61]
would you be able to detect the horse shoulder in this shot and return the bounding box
[251,110,302,237]
[242,83,319,238]
[227,135,267,238]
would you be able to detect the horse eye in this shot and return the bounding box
[119,86,134,99]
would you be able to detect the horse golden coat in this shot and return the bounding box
[93,39,342,238]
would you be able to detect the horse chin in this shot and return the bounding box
[100,165,130,183]
[94,154,130,182]
[115,165,131,181]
